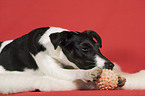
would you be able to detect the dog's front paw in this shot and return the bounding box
[117,76,126,87]
[85,67,102,81]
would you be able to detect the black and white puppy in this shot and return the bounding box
[0,27,117,94]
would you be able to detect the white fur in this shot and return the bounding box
[0,71,77,94]
[0,40,13,53]
[113,63,145,90]
[95,55,105,68]
[0,62,101,94]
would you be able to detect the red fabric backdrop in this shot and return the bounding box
[1,0,145,73]
[0,0,145,96]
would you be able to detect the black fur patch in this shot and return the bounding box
[28,27,49,55]
[0,27,49,71]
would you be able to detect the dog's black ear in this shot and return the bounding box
[49,31,73,49]
[28,27,49,55]
[83,30,102,48]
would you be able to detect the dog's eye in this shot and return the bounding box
[81,48,88,52]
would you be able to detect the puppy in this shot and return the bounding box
[0,27,121,94]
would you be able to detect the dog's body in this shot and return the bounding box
[0,26,143,94]
[0,27,116,94]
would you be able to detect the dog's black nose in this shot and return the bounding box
[104,62,114,70]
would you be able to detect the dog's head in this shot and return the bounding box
[49,30,114,70]
[28,27,114,70]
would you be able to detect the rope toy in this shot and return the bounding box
[95,69,118,90]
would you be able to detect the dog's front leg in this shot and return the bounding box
[34,52,102,81]
[60,67,102,81]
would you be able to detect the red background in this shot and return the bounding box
[0,0,145,74]
[0,0,145,96]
